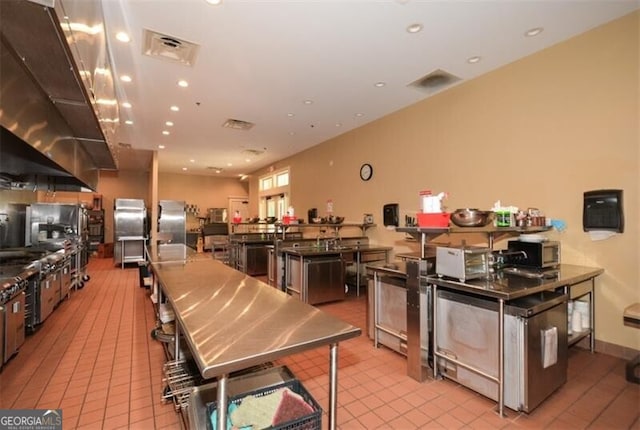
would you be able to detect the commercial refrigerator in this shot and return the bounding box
[113,199,147,267]
[158,200,186,245]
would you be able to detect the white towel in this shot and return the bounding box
[541,327,558,369]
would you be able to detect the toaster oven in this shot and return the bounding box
[507,240,560,269]
[436,246,491,282]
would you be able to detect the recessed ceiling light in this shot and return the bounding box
[335,123,342,127]
[162,130,170,135]
[165,121,174,126]
[182,167,188,171]
[115,32,130,43]
[158,145,165,149]
[467,56,481,64]
[170,105,180,112]
[125,120,133,125]
[355,113,364,117]
[525,27,543,37]
[189,159,195,163]
[287,113,295,118]
[374,82,386,87]
[205,0,222,4]
[245,159,251,163]
[288,131,295,136]
[303,99,313,105]
[227,163,233,167]
[215,169,222,174]
[121,102,132,108]
[406,23,423,34]
[177,80,189,88]
[120,75,132,83]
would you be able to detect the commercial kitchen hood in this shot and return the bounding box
[0,0,118,192]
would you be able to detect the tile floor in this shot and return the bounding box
[1,256,638,429]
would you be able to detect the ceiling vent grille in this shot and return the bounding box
[223,119,255,130]
[408,69,461,94]
[243,148,265,156]
[142,29,200,66]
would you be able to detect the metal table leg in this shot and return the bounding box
[329,343,339,430]
[217,373,228,430]
[498,298,504,417]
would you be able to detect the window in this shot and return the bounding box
[259,168,290,219]
[276,171,289,187]
[260,176,273,191]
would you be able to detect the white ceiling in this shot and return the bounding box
[101,0,638,177]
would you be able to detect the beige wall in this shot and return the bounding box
[248,12,639,350]
[95,170,249,239]
[158,172,249,229]
[98,170,150,244]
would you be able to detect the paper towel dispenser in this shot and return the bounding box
[383,203,399,227]
[583,189,624,233]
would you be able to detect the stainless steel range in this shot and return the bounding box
[0,264,33,365]
[0,248,68,332]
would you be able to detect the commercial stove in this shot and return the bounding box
[0,263,35,365]
[0,248,67,333]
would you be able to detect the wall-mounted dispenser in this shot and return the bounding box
[583,189,624,233]
[383,203,399,227]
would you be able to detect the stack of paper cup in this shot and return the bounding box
[574,301,590,330]
[568,301,574,335]
[572,309,583,333]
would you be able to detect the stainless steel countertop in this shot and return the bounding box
[428,264,603,300]
[283,244,392,257]
[365,261,409,278]
[147,243,210,264]
[151,259,361,379]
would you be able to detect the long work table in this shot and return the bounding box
[150,256,361,430]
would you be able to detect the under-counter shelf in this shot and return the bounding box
[568,329,593,347]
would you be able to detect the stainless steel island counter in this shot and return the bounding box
[151,258,361,429]
[428,263,604,301]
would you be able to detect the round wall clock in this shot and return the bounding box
[359,163,373,181]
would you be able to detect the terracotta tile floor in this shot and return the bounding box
[1,257,638,429]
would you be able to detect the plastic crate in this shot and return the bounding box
[207,379,321,430]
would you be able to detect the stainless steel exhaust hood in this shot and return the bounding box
[0,0,118,191]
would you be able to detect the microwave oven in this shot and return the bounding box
[507,240,560,269]
[436,246,491,282]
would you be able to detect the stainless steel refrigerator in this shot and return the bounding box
[113,198,147,267]
[158,200,186,245]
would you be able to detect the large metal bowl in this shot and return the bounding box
[450,209,494,227]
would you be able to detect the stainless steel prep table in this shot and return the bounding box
[151,258,361,429]
[428,263,603,416]
[283,244,392,297]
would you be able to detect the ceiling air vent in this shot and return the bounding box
[143,29,200,66]
[223,119,255,131]
[408,69,461,94]
[243,148,265,156]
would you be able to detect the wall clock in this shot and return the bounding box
[359,163,373,181]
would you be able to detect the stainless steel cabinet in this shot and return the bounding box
[114,199,147,267]
[286,255,345,305]
[245,245,268,276]
[306,257,344,305]
[435,289,568,413]
[3,292,25,364]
